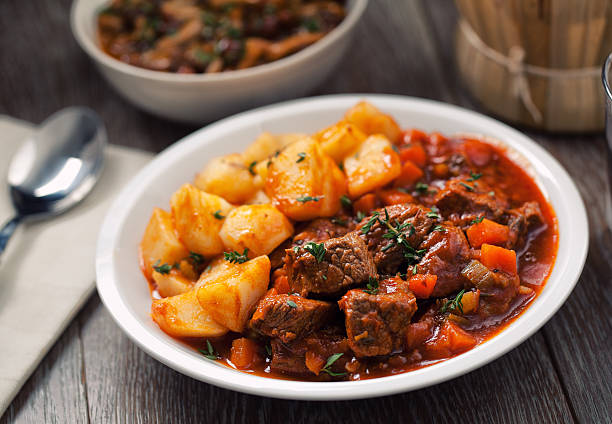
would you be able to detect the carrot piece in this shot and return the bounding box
[305,351,326,375]
[432,163,449,178]
[399,144,427,168]
[394,161,424,187]
[424,321,477,359]
[462,139,492,166]
[466,218,510,248]
[230,338,259,369]
[481,243,517,275]
[378,189,414,206]
[401,129,428,145]
[353,193,379,214]
[408,274,437,298]
[428,132,448,146]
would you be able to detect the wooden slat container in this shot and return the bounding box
[454,0,611,132]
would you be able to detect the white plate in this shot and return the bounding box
[96,95,588,400]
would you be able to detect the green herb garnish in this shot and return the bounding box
[340,195,352,208]
[189,252,205,265]
[415,182,429,194]
[440,289,466,314]
[248,161,257,176]
[212,210,225,220]
[286,300,298,308]
[361,212,380,234]
[199,340,219,360]
[320,353,347,377]
[265,344,272,356]
[304,242,326,263]
[470,216,485,225]
[296,195,324,203]
[296,152,307,163]
[459,182,475,192]
[153,260,172,275]
[356,211,366,222]
[467,171,482,182]
[426,207,440,219]
[331,217,348,227]
[412,265,418,275]
[364,276,379,294]
[224,248,249,264]
[433,225,446,232]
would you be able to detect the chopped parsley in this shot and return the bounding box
[189,252,205,265]
[212,210,225,220]
[199,340,219,360]
[356,211,366,222]
[248,161,257,176]
[331,217,348,227]
[412,265,418,275]
[467,171,482,182]
[320,353,346,377]
[340,195,352,208]
[415,182,429,194]
[440,289,466,314]
[224,248,249,264]
[265,344,272,356]
[286,300,298,308]
[293,245,301,254]
[426,207,440,219]
[296,152,307,163]
[470,216,485,225]
[304,242,326,263]
[153,260,172,274]
[364,276,379,294]
[433,225,446,232]
[296,195,324,203]
[459,182,475,192]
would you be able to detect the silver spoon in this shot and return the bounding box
[0,107,106,256]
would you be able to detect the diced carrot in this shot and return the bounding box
[432,163,449,178]
[230,338,259,369]
[273,275,290,294]
[353,193,379,214]
[408,274,437,298]
[424,321,477,359]
[462,139,492,166]
[305,351,326,375]
[394,161,424,187]
[428,132,448,146]
[466,218,510,248]
[481,243,517,275]
[378,189,414,206]
[399,144,427,168]
[401,129,428,145]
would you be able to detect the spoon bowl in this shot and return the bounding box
[0,107,106,254]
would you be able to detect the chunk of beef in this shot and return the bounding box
[270,326,351,376]
[339,278,417,357]
[505,201,545,249]
[269,238,292,270]
[434,178,509,227]
[285,232,377,297]
[356,204,436,275]
[416,224,472,297]
[249,294,335,343]
[293,218,351,245]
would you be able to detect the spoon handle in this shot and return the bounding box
[0,216,21,256]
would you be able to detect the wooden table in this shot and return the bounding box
[1,1,610,422]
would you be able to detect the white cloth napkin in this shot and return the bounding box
[0,116,152,415]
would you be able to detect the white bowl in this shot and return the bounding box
[96,95,588,400]
[70,0,367,124]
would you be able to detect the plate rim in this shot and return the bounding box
[95,94,588,400]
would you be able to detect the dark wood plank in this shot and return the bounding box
[0,322,89,424]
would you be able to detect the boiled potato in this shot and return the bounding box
[194,153,257,204]
[195,256,232,288]
[140,208,189,280]
[315,122,367,162]
[345,101,402,143]
[151,289,228,338]
[244,190,270,205]
[219,204,294,256]
[343,134,401,198]
[197,255,271,332]
[153,269,194,297]
[242,132,307,165]
[171,184,234,256]
[265,137,347,221]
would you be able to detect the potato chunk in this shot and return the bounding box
[140,208,189,280]
[153,269,194,298]
[152,289,228,338]
[171,184,234,256]
[315,122,367,162]
[343,134,402,198]
[220,204,294,256]
[197,255,271,332]
[194,153,258,204]
[265,137,347,221]
[344,101,402,143]
[242,132,307,165]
